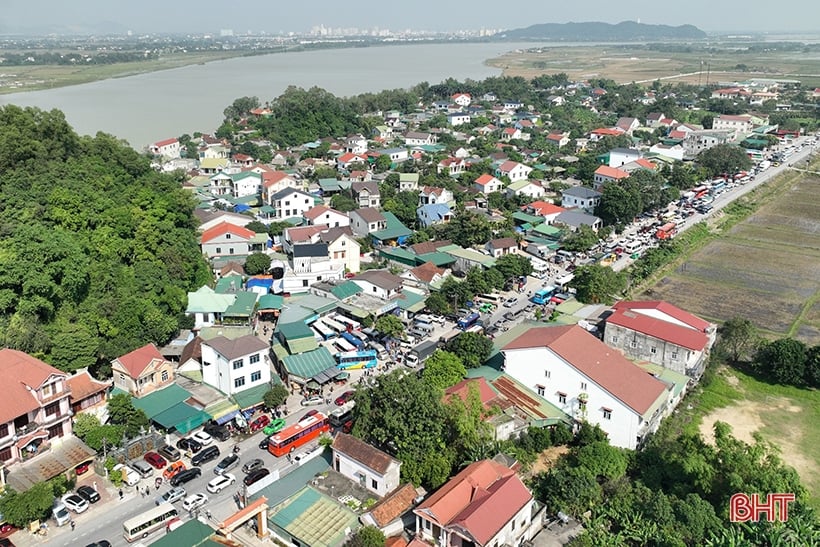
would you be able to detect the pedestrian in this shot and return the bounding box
[92,481,98,491]
[140,488,145,498]
[70,520,75,532]
[119,489,123,500]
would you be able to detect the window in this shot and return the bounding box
[630,340,637,348]
[161,370,169,382]
[0,424,8,438]
[580,382,587,390]
[215,247,222,254]
[251,371,262,382]
[603,408,612,420]
[558,392,567,404]
[611,336,619,343]
[45,402,59,417]
[229,248,235,255]
[536,385,545,396]
[371,479,378,490]
[225,233,231,239]
[48,424,63,440]
[650,346,657,354]
[232,359,244,370]
[302,280,309,287]
[671,351,678,359]
[250,354,260,365]
[579,401,587,412]
[285,200,291,206]
[0,448,11,462]
[234,377,246,388]
[544,370,551,378]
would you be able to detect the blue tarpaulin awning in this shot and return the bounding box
[215,409,241,425]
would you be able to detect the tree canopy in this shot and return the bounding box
[697,143,753,177]
[422,350,467,390]
[445,332,494,368]
[568,264,627,304]
[0,105,210,374]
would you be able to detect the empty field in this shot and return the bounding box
[645,173,820,344]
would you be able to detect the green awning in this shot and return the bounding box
[152,402,209,433]
[258,294,284,310]
[260,205,275,214]
[231,384,272,410]
[123,384,192,420]
[148,519,217,547]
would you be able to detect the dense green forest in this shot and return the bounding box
[0,105,210,374]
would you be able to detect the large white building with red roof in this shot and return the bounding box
[604,300,716,379]
[149,137,180,159]
[502,325,672,449]
[199,221,258,259]
[413,459,542,547]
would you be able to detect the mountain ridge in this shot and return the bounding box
[496,20,707,41]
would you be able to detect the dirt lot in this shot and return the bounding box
[526,445,570,478]
[646,173,820,344]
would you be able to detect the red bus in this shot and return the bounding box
[267,412,330,457]
[692,185,709,199]
[655,222,677,240]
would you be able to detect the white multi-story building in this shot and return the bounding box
[200,335,271,395]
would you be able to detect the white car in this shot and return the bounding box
[181,492,208,512]
[61,493,90,514]
[192,430,213,446]
[207,473,236,494]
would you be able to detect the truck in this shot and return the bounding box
[405,340,440,368]
[655,222,677,241]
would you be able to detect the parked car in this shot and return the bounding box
[214,454,240,475]
[300,409,319,421]
[262,418,286,436]
[112,464,140,486]
[169,467,201,487]
[503,297,517,308]
[181,493,208,512]
[300,395,324,406]
[206,473,236,494]
[76,485,100,504]
[84,541,112,547]
[52,502,70,526]
[203,422,231,442]
[144,451,167,470]
[162,461,186,481]
[249,415,270,433]
[242,458,265,474]
[61,493,89,514]
[158,445,181,462]
[243,468,270,487]
[334,390,355,406]
[191,446,220,466]
[74,462,90,475]
[191,431,213,446]
[130,460,154,478]
[176,436,203,453]
[258,436,271,450]
[155,486,186,506]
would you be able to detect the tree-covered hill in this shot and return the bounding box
[496,20,707,41]
[0,105,210,374]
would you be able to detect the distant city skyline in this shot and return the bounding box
[1,0,818,36]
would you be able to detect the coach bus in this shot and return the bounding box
[312,320,336,341]
[267,411,330,457]
[323,317,347,333]
[334,315,362,331]
[337,350,378,370]
[334,337,357,353]
[123,503,179,542]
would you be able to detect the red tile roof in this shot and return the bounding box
[338,153,367,164]
[526,201,565,216]
[261,170,295,188]
[368,483,419,527]
[200,221,256,244]
[634,158,657,170]
[497,160,522,172]
[503,325,667,415]
[153,138,178,147]
[285,225,324,243]
[0,349,66,424]
[67,371,110,403]
[607,307,709,351]
[474,174,499,186]
[590,127,624,136]
[407,262,445,284]
[332,433,399,474]
[415,460,531,545]
[594,165,630,179]
[113,343,166,379]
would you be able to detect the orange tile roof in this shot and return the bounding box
[113,343,166,379]
[67,371,110,402]
[200,221,256,244]
[444,378,501,410]
[474,174,498,186]
[0,349,66,424]
[408,262,445,284]
[368,483,419,527]
[503,325,667,415]
[332,433,399,474]
[594,165,630,179]
[634,158,657,170]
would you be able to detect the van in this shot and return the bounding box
[52,502,71,527]
[113,463,141,486]
[130,460,155,478]
[412,321,434,334]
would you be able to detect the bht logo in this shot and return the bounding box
[730,493,796,523]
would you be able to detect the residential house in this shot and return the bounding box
[451,93,472,107]
[200,335,270,395]
[111,343,175,398]
[485,237,518,258]
[352,181,381,208]
[303,205,350,228]
[502,100,523,111]
[561,186,602,213]
[345,134,368,154]
[336,152,369,172]
[208,172,234,197]
[649,143,685,161]
[413,459,542,547]
[683,130,731,159]
[195,209,257,232]
[437,157,466,177]
[593,165,630,191]
[332,433,402,497]
[372,125,393,139]
[404,131,436,146]
[200,222,256,259]
[231,153,255,168]
[282,225,326,255]
[615,117,641,134]
[473,174,504,194]
[546,131,570,148]
[500,127,522,142]
[286,243,345,292]
[417,203,453,228]
[67,370,110,422]
[502,325,671,449]
[554,210,602,232]
[377,147,409,164]
[267,188,315,221]
[447,112,471,127]
[495,161,532,183]
[398,173,419,192]
[710,87,751,100]
[645,112,665,128]
[348,170,372,183]
[401,261,449,288]
[319,227,361,273]
[607,148,642,168]
[198,157,230,175]
[360,484,419,537]
[350,208,387,237]
[505,179,545,200]
[712,114,754,140]
[481,92,497,102]
[351,270,404,300]
[418,186,454,206]
[525,201,566,224]
[588,127,625,142]
[604,301,716,379]
[0,350,73,465]
[150,138,180,159]
[260,170,299,202]
[228,171,263,199]
[620,158,658,174]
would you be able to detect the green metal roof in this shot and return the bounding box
[270,486,359,547]
[121,384,193,420]
[329,281,362,300]
[215,275,244,294]
[372,212,412,241]
[223,291,258,317]
[277,321,314,340]
[637,362,689,399]
[259,205,276,213]
[231,383,277,410]
[252,452,330,507]
[532,223,563,238]
[282,347,337,380]
[512,211,546,225]
[149,519,218,547]
[153,403,209,433]
[186,286,235,313]
[416,251,456,267]
[378,246,418,266]
[438,244,497,267]
[258,294,284,310]
[393,290,426,312]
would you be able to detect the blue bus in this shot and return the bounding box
[341,331,365,349]
[337,350,378,370]
[457,312,480,330]
[531,286,556,305]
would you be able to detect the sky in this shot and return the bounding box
[1,0,818,35]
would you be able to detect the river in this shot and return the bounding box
[0,42,541,149]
